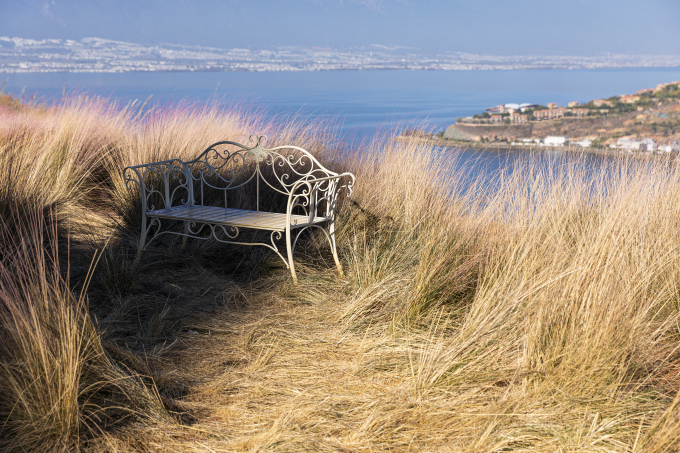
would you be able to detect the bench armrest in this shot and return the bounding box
[286,172,356,225]
[123,159,193,213]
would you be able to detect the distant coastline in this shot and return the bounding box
[3,37,680,73]
[393,135,664,158]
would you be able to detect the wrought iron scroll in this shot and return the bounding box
[123,159,191,212]
[124,135,354,215]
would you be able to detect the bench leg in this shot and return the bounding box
[286,226,298,284]
[181,221,189,251]
[329,221,344,278]
[134,215,147,267]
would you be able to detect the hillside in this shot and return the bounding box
[444,111,644,142]
[437,81,680,148]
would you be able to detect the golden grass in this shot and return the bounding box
[1,94,680,451]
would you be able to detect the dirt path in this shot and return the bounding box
[98,269,462,452]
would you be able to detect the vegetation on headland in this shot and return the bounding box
[408,81,680,152]
[461,81,680,123]
[4,91,680,452]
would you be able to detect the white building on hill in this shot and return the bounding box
[544,136,567,146]
[614,138,641,151]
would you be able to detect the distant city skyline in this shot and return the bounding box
[3,37,680,74]
[2,0,679,57]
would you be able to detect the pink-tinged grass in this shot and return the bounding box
[1,94,680,451]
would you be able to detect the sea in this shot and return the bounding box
[4,68,680,185]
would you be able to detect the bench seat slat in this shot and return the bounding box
[147,205,327,231]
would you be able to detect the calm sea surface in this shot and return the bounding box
[4,68,680,184]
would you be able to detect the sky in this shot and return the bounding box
[2,0,680,56]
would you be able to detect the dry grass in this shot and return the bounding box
[1,94,680,452]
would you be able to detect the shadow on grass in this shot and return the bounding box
[61,208,345,430]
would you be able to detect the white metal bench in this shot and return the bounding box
[123,135,355,282]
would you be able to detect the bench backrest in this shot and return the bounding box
[124,135,347,220]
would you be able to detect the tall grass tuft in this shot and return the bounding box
[0,209,168,451]
[0,212,87,451]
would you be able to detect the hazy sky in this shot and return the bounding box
[2,0,679,56]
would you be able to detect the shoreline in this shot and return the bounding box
[393,135,674,158]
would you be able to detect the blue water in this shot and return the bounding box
[4,68,679,189]
[4,68,680,144]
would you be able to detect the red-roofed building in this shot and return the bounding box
[486,105,506,114]
[569,108,589,118]
[534,108,565,121]
[593,99,613,107]
[620,95,640,104]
